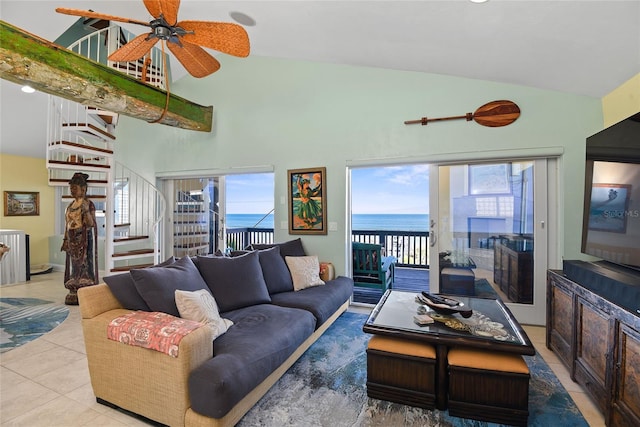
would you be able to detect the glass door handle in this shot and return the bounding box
[429,220,437,247]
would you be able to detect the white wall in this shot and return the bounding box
[113,56,603,274]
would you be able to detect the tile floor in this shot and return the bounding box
[1,272,606,426]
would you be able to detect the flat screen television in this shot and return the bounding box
[581,112,640,270]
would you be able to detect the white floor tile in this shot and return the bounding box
[3,395,103,426]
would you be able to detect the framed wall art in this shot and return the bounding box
[4,191,40,216]
[587,183,631,233]
[469,163,512,195]
[288,167,327,235]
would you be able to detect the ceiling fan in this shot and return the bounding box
[56,0,250,78]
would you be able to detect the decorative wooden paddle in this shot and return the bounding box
[404,100,520,128]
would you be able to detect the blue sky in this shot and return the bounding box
[225,165,430,214]
[225,173,275,214]
[351,165,430,214]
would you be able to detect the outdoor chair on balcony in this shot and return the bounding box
[352,242,397,291]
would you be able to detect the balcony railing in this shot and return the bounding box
[352,230,429,268]
[225,227,429,269]
[226,228,274,252]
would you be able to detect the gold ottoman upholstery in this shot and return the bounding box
[447,347,530,426]
[366,335,437,409]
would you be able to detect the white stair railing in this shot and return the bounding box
[110,161,166,271]
[66,24,167,89]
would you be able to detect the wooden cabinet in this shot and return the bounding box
[547,270,640,426]
[493,241,533,303]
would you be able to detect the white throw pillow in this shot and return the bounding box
[285,255,326,291]
[175,289,233,340]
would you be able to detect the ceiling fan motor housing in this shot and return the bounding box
[151,16,174,40]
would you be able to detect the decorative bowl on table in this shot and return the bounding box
[416,293,473,318]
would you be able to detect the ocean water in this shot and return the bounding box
[226,213,429,232]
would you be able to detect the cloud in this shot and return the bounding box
[387,165,430,186]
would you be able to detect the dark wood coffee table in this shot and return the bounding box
[363,290,535,409]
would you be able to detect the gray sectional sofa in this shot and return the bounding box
[78,239,353,427]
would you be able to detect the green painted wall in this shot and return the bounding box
[113,56,603,274]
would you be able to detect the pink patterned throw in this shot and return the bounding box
[107,311,202,357]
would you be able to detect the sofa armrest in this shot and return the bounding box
[79,285,214,427]
[78,283,123,319]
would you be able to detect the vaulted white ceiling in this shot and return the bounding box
[2,0,639,158]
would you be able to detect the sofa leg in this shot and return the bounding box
[96,397,116,408]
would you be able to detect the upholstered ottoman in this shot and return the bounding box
[440,268,475,296]
[366,335,437,409]
[447,347,530,426]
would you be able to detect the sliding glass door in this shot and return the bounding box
[162,177,222,258]
[429,159,552,324]
[158,172,275,258]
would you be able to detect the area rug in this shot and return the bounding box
[0,297,69,353]
[475,278,500,299]
[238,312,587,427]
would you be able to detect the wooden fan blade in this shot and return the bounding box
[179,21,250,57]
[472,100,521,127]
[108,34,158,62]
[55,8,150,28]
[168,41,221,78]
[143,0,180,25]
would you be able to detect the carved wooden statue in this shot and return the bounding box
[61,172,99,305]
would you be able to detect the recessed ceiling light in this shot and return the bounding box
[470,0,489,3]
[21,85,36,94]
[229,11,256,27]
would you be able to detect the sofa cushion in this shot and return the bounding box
[252,238,306,258]
[175,289,233,340]
[103,256,175,311]
[103,273,151,311]
[270,276,354,327]
[258,246,294,294]
[197,251,271,313]
[285,255,325,291]
[230,250,251,257]
[188,304,316,418]
[131,256,209,317]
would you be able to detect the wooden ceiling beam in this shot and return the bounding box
[0,20,213,132]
